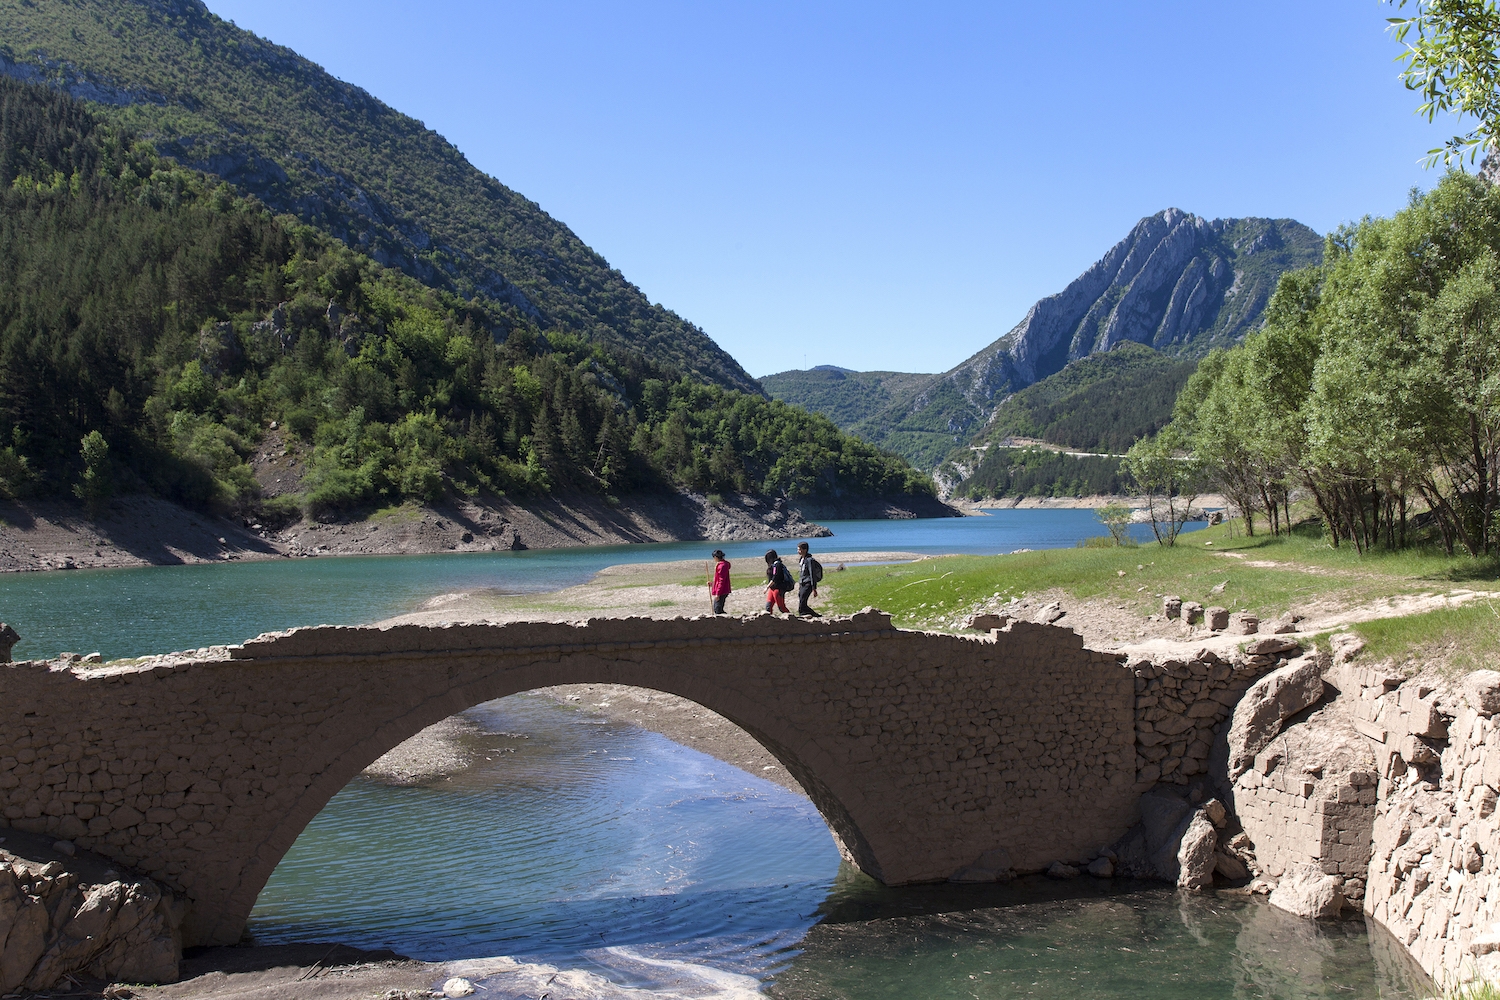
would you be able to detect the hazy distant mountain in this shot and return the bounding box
[758,368,933,433]
[764,210,1322,468]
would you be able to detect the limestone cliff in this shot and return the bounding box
[782,211,1322,468]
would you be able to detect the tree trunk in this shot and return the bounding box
[1305,475,1338,548]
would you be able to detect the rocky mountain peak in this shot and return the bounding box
[994,209,1320,396]
[765,209,1323,469]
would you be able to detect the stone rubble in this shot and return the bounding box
[1268,864,1348,919]
[0,831,182,992]
[1175,810,1220,889]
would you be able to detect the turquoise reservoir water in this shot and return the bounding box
[3,507,1404,999]
[0,509,1195,661]
[248,694,1430,999]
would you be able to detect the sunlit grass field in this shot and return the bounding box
[818,515,1500,669]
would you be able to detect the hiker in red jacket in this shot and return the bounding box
[709,549,732,615]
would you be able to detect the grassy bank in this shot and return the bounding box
[819,518,1500,657]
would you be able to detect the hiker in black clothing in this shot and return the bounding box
[764,549,792,614]
[796,541,822,616]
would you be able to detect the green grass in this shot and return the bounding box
[820,514,1500,634]
[1350,601,1500,677]
[370,503,425,523]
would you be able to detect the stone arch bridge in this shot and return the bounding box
[0,610,1150,947]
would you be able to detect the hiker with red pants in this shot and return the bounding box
[708,549,731,614]
[763,549,793,614]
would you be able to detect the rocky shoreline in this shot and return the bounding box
[948,492,1230,512]
[360,715,483,787]
[0,488,934,573]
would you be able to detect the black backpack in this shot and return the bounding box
[773,561,793,591]
[809,557,823,585]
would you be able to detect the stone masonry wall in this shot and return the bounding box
[0,611,1140,949]
[1127,645,1283,786]
[1361,665,1500,986]
[1234,762,1378,885]
[1223,639,1500,988]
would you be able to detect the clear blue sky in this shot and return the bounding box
[205,1,1459,378]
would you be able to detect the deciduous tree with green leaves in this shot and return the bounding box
[1389,0,1500,166]
[1123,427,1205,547]
[1094,502,1135,546]
[1167,172,1500,556]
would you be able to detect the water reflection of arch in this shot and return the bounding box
[216,614,912,953]
[252,686,842,960]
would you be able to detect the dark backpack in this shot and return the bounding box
[809,557,823,585]
[772,561,793,591]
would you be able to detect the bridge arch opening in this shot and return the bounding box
[244,685,855,960]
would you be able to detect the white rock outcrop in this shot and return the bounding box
[0,837,181,992]
[1268,864,1347,919]
[1176,811,1219,890]
[1224,656,1324,781]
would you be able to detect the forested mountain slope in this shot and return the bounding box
[0,0,759,394]
[757,367,932,429]
[0,78,930,518]
[968,342,1198,455]
[764,211,1321,469]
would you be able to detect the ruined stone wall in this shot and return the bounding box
[0,612,1139,949]
[1361,666,1500,986]
[1233,753,1378,889]
[1222,642,1500,988]
[1128,646,1277,786]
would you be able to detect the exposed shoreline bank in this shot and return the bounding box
[0,490,956,574]
[948,492,1230,512]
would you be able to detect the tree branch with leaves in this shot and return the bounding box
[1388,0,1500,166]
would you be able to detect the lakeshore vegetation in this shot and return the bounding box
[1152,172,1500,556]
[819,511,1500,674]
[0,78,930,518]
